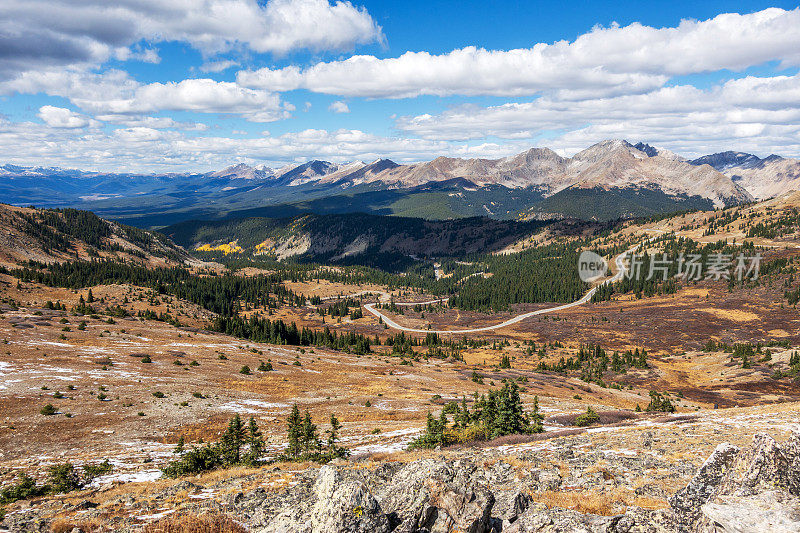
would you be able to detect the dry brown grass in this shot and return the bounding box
[50,517,105,533]
[142,511,247,533]
[532,489,625,515]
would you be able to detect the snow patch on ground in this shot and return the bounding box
[92,469,162,487]
[136,509,175,521]
[219,399,290,414]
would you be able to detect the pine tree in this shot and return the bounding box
[173,435,185,455]
[493,381,527,437]
[326,414,344,457]
[244,417,264,465]
[529,396,544,433]
[286,404,302,459]
[87,289,94,303]
[300,410,320,454]
[221,414,246,464]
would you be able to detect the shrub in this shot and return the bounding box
[152,391,165,398]
[574,407,600,427]
[48,463,82,493]
[0,474,47,504]
[40,404,57,416]
[645,391,675,413]
[82,459,113,482]
[239,365,251,375]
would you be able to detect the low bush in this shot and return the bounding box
[574,407,601,427]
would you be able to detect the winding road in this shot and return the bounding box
[361,246,634,334]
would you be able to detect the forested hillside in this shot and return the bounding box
[164,213,550,268]
[0,204,189,268]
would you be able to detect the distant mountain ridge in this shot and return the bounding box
[4,139,798,225]
[689,151,800,200]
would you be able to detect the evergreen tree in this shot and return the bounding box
[286,404,302,459]
[493,381,527,437]
[244,417,264,465]
[326,414,346,458]
[173,436,185,455]
[221,414,246,464]
[300,410,320,454]
[529,396,544,433]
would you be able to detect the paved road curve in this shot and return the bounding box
[362,247,633,334]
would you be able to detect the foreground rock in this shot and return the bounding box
[2,431,798,532]
[670,432,800,533]
[233,432,798,533]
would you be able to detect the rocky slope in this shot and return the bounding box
[319,141,751,209]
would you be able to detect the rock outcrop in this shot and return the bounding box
[670,432,800,533]
[233,431,799,533]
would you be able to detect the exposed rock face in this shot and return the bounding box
[669,442,740,531]
[308,466,390,533]
[670,432,800,533]
[232,432,800,533]
[7,431,793,532]
[237,454,670,533]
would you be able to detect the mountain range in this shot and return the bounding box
[2,139,798,227]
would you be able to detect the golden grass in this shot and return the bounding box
[531,489,623,515]
[530,486,667,516]
[142,511,247,533]
[50,517,106,533]
[697,308,759,322]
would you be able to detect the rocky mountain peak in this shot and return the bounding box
[690,151,762,171]
[210,163,273,180]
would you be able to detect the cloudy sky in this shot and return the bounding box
[1,0,799,172]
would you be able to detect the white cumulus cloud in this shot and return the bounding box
[0,0,383,80]
[328,101,350,113]
[238,8,800,98]
[4,71,291,123]
[37,106,91,128]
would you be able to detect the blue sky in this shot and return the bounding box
[0,0,799,172]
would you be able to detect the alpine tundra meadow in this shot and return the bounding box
[1,1,800,532]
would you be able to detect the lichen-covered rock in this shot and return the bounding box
[423,479,494,533]
[607,507,676,533]
[671,431,800,533]
[669,442,740,531]
[307,465,390,533]
[715,433,790,497]
[503,502,608,533]
[700,491,800,533]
